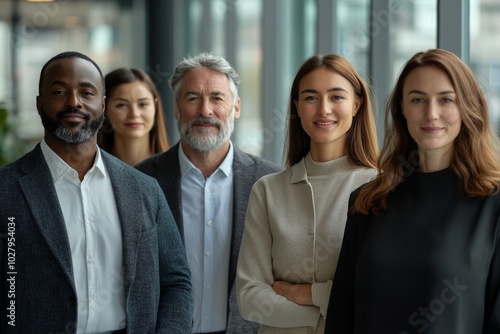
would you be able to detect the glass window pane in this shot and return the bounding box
[337,0,370,78]
[2,0,145,153]
[390,0,437,83]
[234,0,262,155]
[470,0,500,132]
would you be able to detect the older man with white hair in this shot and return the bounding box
[137,53,281,334]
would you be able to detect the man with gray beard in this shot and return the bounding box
[0,51,193,333]
[136,53,281,334]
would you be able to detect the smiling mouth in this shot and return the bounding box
[57,108,90,124]
[194,122,217,126]
[60,113,86,124]
[422,127,443,133]
[314,121,337,127]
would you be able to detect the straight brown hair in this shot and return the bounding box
[285,54,379,168]
[99,68,170,154]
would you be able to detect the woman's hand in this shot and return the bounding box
[272,280,313,306]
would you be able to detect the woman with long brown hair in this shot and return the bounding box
[99,68,170,165]
[236,54,378,333]
[325,48,500,333]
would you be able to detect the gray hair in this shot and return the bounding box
[169,53,241,105]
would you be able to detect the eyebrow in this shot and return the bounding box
[50,80,98,90]
[300,87,349,95]
[113,97,152,101]
[112,98,129,102]
[407,89,455,95]
[184,90,227,97]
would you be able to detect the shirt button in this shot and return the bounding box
[207,220,213,226]
[88,257,94,263]
[205,251,212,257]
[204,316,209,320]
[307,329,313,334]
[86,220,90,225]
[206,284,211,289]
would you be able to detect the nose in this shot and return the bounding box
[200,97,213,117]
[317,98,332,116]
[128,104,141,118]
[425,100,439,121]
[67,91,82,109]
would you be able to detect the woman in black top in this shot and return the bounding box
[325,48,500,333]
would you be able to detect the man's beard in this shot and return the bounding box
[40,107,104,144]
[177,109,234,152]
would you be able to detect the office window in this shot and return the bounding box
[390,0,437,83]
[337,0,370,78]
[0,0,145,151]
[234,0,262,155]
[470,0,500,131]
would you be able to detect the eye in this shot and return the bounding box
[139,102,151,108]
[440,97,453,103]
[332,95,344,101]
[82,91,95,97]
[212,96,224,102]
[304,96,317,101]
[410,97,425,103]
[53,89,66,95]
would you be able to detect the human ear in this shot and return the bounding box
[233,97,241,120]
[353,97,363,116]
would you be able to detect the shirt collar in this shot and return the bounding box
[40,138,107,182]
[178,142,234,178]
[290,153,309,184]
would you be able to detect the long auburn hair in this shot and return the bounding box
[353,48,500,215]
[99,68,170,154]
[285,54,379,168]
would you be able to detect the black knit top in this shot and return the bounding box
[325,168,500,334]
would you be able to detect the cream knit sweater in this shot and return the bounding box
[236,153,377,334]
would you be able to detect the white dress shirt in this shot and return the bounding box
[179,143,234,333]
[41,139,125,334]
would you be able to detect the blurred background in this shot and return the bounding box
[0,0,498,166]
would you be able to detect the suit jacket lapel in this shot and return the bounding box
[154,144,184,239]
[229,148,255,290]
[18,146,75,291]
[102,152,141,292]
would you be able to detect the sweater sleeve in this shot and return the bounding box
[236,180,321,328]
[311,280,333,318]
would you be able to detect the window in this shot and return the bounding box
[470,0,500,132]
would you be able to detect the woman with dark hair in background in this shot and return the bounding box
[236,54,379,333]
[325,48,500,333]
[100,68,170,165]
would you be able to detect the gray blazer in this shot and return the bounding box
[0,144,193,334]
[136,143,281,333]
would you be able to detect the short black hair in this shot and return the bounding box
[38,51,105,95]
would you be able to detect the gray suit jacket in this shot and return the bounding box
[0,144,193,334]
[136,143,281,333]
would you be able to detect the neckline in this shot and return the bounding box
[304,152,351,177]
[405,168,456,192]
